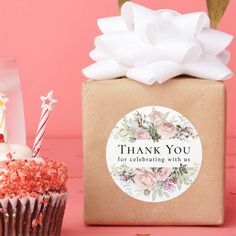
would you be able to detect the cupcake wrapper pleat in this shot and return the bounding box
[0,192,67,236]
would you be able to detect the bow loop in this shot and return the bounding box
[121,2,158,31]
[197,28,233,55]
[97,16,127,34]
[156,37,202,63]
[146,18,178,45]
[171,12,210,37]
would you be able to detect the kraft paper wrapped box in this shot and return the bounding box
[82,77,226,225]
[81,1,233,226]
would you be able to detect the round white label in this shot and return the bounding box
[106,106,202,202]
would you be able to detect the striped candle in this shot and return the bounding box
[32,90,57,157]
[0,93,9,142]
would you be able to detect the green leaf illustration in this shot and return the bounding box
[152,189,158,201]
[176,177,182,190]
[148,124,161,142]
[157,189,163,198]
[144,189,151,196]
[163,191,170,198]
[163,112,169,121]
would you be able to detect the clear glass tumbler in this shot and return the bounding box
[0,57,26,144]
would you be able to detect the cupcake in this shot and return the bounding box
[0,134,68,236]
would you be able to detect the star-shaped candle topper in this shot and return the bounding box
[0,93,9,110]
[40,90,58,111]
[32,90,58,157]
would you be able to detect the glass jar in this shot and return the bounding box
[0,57,26,144]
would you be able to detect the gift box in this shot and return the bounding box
[82,1,232,226]
[82,77,226,225]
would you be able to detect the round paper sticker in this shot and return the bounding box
[106,106,202,202]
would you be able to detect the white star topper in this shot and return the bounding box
[41,90,58,111]
[0,94,9,110]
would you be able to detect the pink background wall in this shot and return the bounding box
[0,0,235,139]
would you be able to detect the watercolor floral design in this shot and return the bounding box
[109,107,201,201]
[111,163,199,201]
[113,107,197,142]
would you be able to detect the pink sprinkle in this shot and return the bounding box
[0,158,68,198]
[6,152,13,159]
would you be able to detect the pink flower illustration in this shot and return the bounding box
[157,122,177,139]
[119,175,127,181]
[155,168,172,181]
[148,111,163,127]
[169,178,177,184]
[185,126,193,134]
[134,170,155,190]
[135,128,149,140]
[161,180,176,191]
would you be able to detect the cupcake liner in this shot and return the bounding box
[0,192,67,236]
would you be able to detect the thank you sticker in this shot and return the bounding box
[106,106,202,202]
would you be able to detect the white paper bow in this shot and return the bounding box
[82,2,233,85]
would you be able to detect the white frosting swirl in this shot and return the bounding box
[0,143,44,163]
